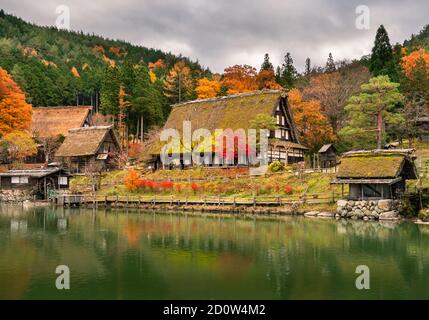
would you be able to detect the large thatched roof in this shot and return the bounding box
[336,149,418,181]
[55,126,119,157]
[165,90,286,132]
[151,90,304,154]
[31,106,92,139]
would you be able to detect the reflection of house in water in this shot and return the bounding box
[333,149,418,200]
[10,219,27,233]
[0,168,69,200]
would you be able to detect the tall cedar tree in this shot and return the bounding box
[260,53,274,71]
[325,53,336,73]
[370,25,399,81]
[305,58,311,76]
[278,53,297,89]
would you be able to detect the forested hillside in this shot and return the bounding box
[0,10,210,133]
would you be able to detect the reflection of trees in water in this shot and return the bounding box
[2,205,429,299]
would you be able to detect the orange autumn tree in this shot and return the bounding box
[256,69,282,90]
[288,89,335,152]
[196,77,221,99]
[401,49,429,78]
[0,67,32,137]
[222,65,258,94]
[3,130,37,163]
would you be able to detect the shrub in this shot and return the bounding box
[124,169,140,191]
[190,182,198,193]
[269,161,285,173]
[284,185,293,194]
[161,180,174,191]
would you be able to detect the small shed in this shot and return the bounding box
[318,144,337,168]
[332,149,418,200]
[416,117,429,142]
[0,168,69,200]
[55,126,121,174]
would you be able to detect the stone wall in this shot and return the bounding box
[337,199,403,221]
[0,189,33,202]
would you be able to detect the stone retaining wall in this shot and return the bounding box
[0,190,33,202]
[337,199,402,221]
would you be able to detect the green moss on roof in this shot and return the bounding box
[337,154,405,179]
[164,91,282,133]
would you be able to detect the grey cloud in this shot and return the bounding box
[1,0,429,72]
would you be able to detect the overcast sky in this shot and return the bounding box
[2,0,429,72]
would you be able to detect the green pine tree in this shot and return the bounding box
[260,53,274,71]
[369,25,399,81]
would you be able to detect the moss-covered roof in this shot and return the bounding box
[165,90,282,132]
[336,150,418,180]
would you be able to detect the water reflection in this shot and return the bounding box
[0,204,428,299]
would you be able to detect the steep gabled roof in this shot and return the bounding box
[55,126,120,157]
[336,149,418,180]
[31,106,92,139]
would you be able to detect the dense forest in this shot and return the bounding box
[1,9,429,158]
[0,10,210,135]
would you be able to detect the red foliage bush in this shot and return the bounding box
[190,182,198,192]
[284,185,293,194]
[161,180,174,190]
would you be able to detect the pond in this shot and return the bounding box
[0,204,428,299]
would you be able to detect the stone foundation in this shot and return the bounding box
[337,199,402,221]
[0,190,33,202]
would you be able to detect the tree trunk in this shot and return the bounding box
[377,111,383,149]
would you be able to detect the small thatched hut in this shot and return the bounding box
[150,90,307,169]
[55,126,121,173]
[333,149,418,200]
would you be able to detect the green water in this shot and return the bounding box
[0,204,429,300]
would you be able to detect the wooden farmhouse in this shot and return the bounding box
[333,149,418,200]
[0,168,69,200]
[150,90,308,169]
[55,126,121,173]
[29,106,93,163]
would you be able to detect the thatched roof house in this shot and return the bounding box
[55,126,120,173]
[333,149,418,199]
[151,90,307,168]
[31,106,93,139]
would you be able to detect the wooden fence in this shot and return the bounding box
[56,191,344,208]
